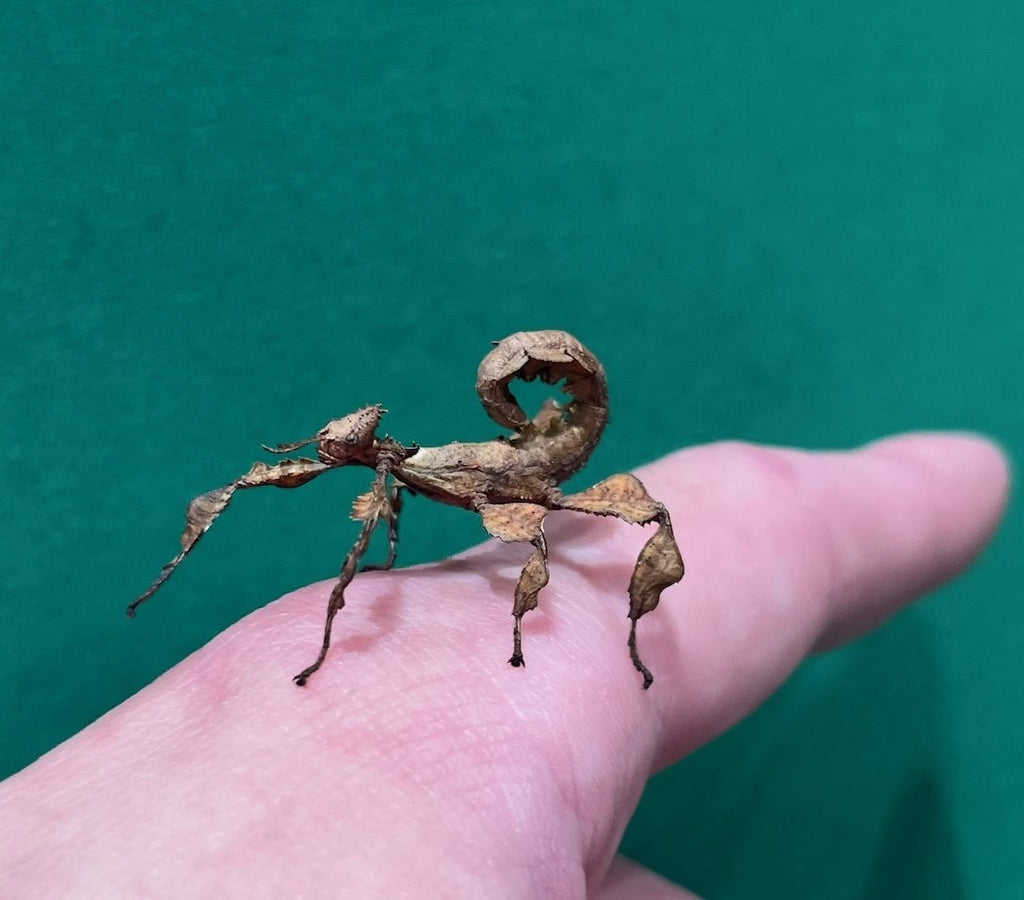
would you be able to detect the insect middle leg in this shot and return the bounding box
[478,502,550,669]
[509,533,550,667]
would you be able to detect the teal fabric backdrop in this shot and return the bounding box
[1,3,1020,896]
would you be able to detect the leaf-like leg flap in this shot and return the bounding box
[180,484,238,553]
[358,484,405,572]
[480,502,548,542]
[628,518,685,619]
[128,457,332,617]
[126,483,238,617]
[559,472,661,523]
[238,457,331,489]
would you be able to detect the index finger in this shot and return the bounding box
[604,433,1009,770]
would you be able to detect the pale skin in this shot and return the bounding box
[0,433,1008,899]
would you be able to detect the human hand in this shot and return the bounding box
[0,434,1008,899]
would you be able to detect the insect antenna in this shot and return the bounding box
[261,435,318,454]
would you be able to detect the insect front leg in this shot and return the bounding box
[559,473,684,689]
[293,468,398,686]
[127,457,331,617]
[478,502,550,670]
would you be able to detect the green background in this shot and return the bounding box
[1,3,1021,896]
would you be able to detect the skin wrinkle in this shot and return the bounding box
[564,681,660,876]
[331,652,611,899]
[490,760,605,900]
[292,591,598,898]
[381,558,654,893]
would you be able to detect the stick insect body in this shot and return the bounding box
[129,330,684,688]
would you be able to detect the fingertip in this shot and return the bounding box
[865,430,1010,484]
[863,430,1011,547]
[810,431,1011,652]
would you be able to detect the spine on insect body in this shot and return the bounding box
[475,330,609,483]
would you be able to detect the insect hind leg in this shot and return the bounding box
[558,473,684,689]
